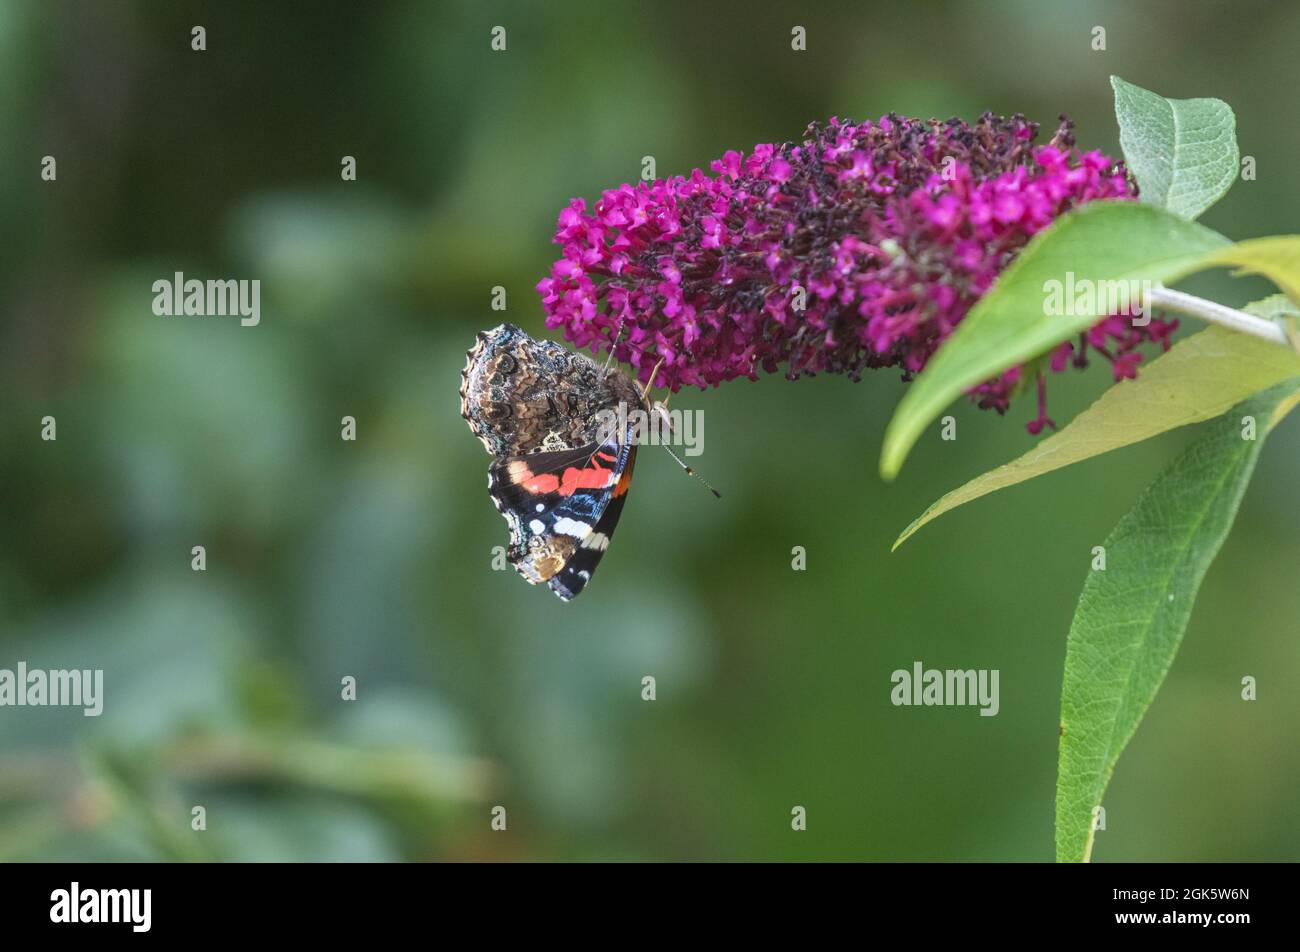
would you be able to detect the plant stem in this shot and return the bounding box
[1147,285,1290,345]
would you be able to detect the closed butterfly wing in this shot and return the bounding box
[487,436,637,600]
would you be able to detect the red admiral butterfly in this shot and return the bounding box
[460,324,716,601]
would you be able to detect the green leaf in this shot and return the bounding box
[1204,240,1300,354]
[1203,236,1300,302]
[1241,291,1300,323]
[1055,379,1300,863]
[1111,76,1239,220]
[893,310,1300,550]
[879,202,1229,479]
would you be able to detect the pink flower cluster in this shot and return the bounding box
[536,114,1178,431]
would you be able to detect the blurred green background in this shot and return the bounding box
[1,0,1297,861]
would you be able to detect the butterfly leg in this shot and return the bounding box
[639,357,665,405]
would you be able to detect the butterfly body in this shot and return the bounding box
[459,324,643,600]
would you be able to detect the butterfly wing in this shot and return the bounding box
[545,442,637,601]
[487,436,637,601]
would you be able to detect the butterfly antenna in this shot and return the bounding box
[659,443,722,499]
[601,317,626,377]
[648,398,721,498]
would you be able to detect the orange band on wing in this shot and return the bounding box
[559,464,612,495]
[506,455,618,494]
[523,473,560,493]
[612,466,633,497]
[507,460,558,493]
[508,457,616,496]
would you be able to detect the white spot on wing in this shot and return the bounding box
[553,517,592,538]
[529,519,546,535]
[580,532,609,551]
